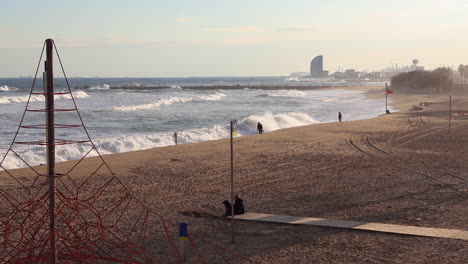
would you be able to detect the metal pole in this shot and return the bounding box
[230,121,235,244]
[449,95,452,135]
[385,82,388,113]
[45,38,57,264]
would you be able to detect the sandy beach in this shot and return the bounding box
[1,86,468,263]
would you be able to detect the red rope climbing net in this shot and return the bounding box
[0,40,253,263]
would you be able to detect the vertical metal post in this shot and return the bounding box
[45,38,57,264]
[449,95,452,135]
[230,121,235,244]
[385,82,388,113]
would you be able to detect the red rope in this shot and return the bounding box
[188,235,206,263]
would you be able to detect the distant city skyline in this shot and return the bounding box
[1,0,468,77]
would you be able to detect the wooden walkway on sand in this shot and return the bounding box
[233,213,468,241]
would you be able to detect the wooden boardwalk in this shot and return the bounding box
[233,213,468,241]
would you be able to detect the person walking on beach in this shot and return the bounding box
[338,112,342,122]
[234,195,245,215]
[257,122,264,134]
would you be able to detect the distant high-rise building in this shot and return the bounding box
[310,55,328,77]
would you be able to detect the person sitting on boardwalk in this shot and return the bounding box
[234,195,245,215]
[222,200,232,217]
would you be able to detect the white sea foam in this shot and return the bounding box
[198,93,226,101]
[285,76,316,82]
[242,88,262,91]
[238,111,317,133]
[66,91,89,99]
[169,85,182,89]
[0,111,318,170]
[94,126,231,155]
[263,90,306,98]
[0,86,18,92]
[113,97,194,111]
[0,91,89,104]
[0,125,229,169]
[321,98,340,102]
[285,76,333,82]
[285,77,301,82]
[112,93,226,111]
[0,147,45,169]
[89,84,110,90]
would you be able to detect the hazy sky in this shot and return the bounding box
[1,0,468,77]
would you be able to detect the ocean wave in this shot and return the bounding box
[0,125,230,169]
[285,76,332,82]
[89,84,110,90]
[0,110,319,170]
[0,86,18,92]
[285,77,301,82]
[112,93,226,112]
[198,93,226,101]
[0,91,89,104]
[260,90,306,98]
[285,76,316,82]
[321,98,340,102]
[238,111,317,133]
[242,88,263,92]
[66,91,89,99]
[319,91,366,103]
[169,85,182,89]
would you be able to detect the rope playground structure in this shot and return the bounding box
[0,39,253,263]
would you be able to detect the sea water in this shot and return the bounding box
[0,77,390,169]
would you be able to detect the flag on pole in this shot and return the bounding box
[386,89,393,94]
[231,120,238,136]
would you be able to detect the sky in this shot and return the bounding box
[1,0,468,77]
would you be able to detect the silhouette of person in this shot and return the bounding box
[234,195,245,215]
[222,200,232,217]
[257,122,264,134]
[173,132,178,145]
[338,112,342,122]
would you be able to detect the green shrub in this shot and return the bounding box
[391,68,453,93]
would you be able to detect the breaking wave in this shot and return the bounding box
[0,86,19,92]
[0,110,318,169]
[0,91,89,104]
[89,84,110,90]
[112,93,226,111]
[237,111,317,133]
[285,77,301,82]
[260,90,306,98]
